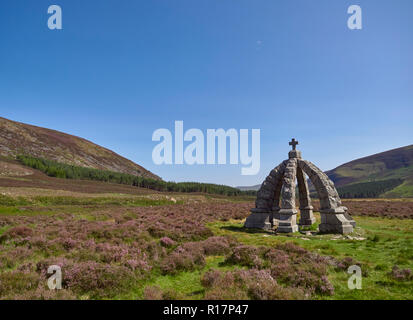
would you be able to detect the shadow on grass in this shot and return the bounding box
[188,289,205,297]
[220,225,274,235]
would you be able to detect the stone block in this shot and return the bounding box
[319,210,353,234]
[244,212,273,230]
[276,209,298,233]
[288,150,302,159]
[298,206,316,226]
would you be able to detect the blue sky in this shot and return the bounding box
[0,0,412,186]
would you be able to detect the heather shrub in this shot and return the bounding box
[336,257,358,270]
[160,237,176,248]
[247,278,305,300]
[35,257,136,297]
[95,243,129,263]
[0,254,15,269]
[147,226,166,238]
[1,226,33,241]
[143,285,163,300]
[202,270,248,300]
[201,269,306,300]
[241,269,306,300]
[335,257,368,277]
[224,245,263,268]
[271,268,334,295]
[388,266,413,281]
[145,241,167,263]
[143,285,183,300]
[160,288,183,299]
[204,287,249,300]
[36,257,73,275]
[160,242,205,274]
[11,286,77,300]
[201,269,223,288]
[266,246,334,295]
[28,236,48,250]
[187,227,214,241]
[222,242,334,296]
[201,236,231,256]
[18,262,35,273]
[0,270,41,297]
[60,238,78,251]
[0,201,257,299]
[67,248,101,262]
[264,248,290,265]
[62,261,135,298]
[123,259,150,272]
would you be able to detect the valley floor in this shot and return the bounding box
[0,181,412,300]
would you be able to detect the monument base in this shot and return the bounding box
[343,208,356,227]
[277,208,298,233]
[244,210,273,230]
[319,207,353,234]
[272,207,280,225]
[298,206,316,226]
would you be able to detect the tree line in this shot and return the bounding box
[17,155,256,197]
[336,179,403,198]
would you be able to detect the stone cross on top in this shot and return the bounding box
[289,138,299,150]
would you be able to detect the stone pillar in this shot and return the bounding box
[244,208,273,230]
[319,207,354,234]
[277,158,298,233]
[271,177,283,224]
[296,167,316,226]
[343,207,356,227]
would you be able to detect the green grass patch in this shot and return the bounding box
[0,194,180,209]
[207,214,413,300]
[117,256,241,300]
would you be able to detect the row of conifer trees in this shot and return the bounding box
[17,155,256,196]
[336,179,403,198]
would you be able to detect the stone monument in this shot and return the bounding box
[244,139,356,234]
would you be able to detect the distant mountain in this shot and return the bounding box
[0,117,160,180]
[236,184,260,191]
[238,145,413,198]
[326,145,413,197]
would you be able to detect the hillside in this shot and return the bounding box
[238,145,413,197]
[0,117,160,180]
[237,184,260,191]
[326,145,413,197]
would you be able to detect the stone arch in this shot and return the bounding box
[272,172,284,211]
[296,166,311,209]
[280,159,297,210]
[297,159,342,210]
[296,166,316,226]
[253,161,286,212]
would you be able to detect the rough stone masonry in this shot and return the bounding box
[244,139,356,234]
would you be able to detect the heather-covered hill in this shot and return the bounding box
[326,145,413,197]
[239,145,413,198]
[0,117,160,180]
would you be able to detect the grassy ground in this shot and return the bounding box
[116,256,232,300]
[0,189,412,300]
[207,213,413,300]
[116,212,413,300]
